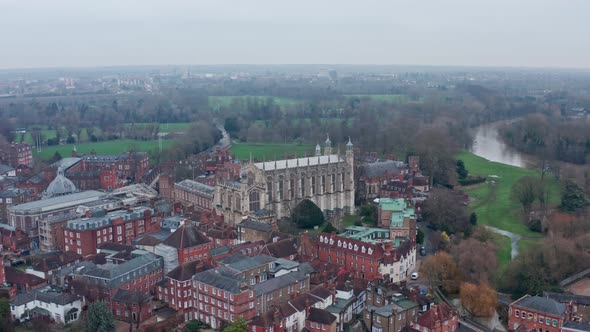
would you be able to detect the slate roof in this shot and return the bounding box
[239,219,273,232]
[162,223,211,249]
[309,286,332,300]
[192,266,246,294]
[167,260,213,281]
[563,321,590,332]
[210,245,231,257]
[10,286,81,306]
[83,253,163,288]
[363,160,405,178]
[97,242,135,252]
[175,179,215,196]
[512,295,566,316]
[0,165,14,174]
[307,307,336,325]
[253,270,308,296]
[31,251,81,272]
[134,235,162,246]
[544,292,590,306]
[112,289,152,304]
[219,254,275,272]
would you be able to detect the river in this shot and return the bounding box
[470,120,536,169]
[469,121,535,259]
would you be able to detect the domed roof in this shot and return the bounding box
[44,167,77,198]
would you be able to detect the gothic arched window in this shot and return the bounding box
[266,177,273,202]
[249,191,260,211]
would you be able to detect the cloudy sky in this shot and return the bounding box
[0,0,589,69]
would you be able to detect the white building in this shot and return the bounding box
[10,286,83,324]
[378,244,417,283]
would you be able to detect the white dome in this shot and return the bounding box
[44,167,77,198]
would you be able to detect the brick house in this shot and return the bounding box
[508,295,567,332]
[237,219,275,244]
[73,252,164,302]
[413,303,459,332]
[261,238,299,260]
[364,300,419,332]
[63,206,159,256]
[217,254,276,286]
[26,251,82,280]
[112,289,153,324]
[306,307,337,332]
[253,270,311,314]
[157,260,213,321]
[544,292,590,323]
[192,266,257,329]
[0,144,33,168]
[0,223,29,250]
[161,222,212,265]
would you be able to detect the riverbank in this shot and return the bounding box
[457,151,559,268]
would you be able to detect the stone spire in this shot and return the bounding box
[315,143,321,156]
[324,133,333,156]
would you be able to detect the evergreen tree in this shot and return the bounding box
[456,160,468,179]
[291,199,325,228]
[469,212,478,226]
[86,301,115,332]
[560,179,589,213]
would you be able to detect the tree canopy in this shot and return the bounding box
[223,317,248,332]
[422,188,470,234]
[291,199,325,228]
[560,179,589,213]
[86,301,115,332]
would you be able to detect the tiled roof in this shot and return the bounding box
[239,219,273,233]
[363,160,405,178]
[5,267,46,286]
[309,286,332,300]
[162,223,211,249]
[307,307,336,325]
[263,238,298,258]
[416,303,456,328]
[167,260,213,281]
[10,286,81,306]
[134,235,162,246]
[512,295,566,316]
[31,251,81,272]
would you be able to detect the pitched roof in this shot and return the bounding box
[543,292,590,306]
[253,271,308,297]
[309,286,332,300]
[163,223,211,249]
[192,266,246,294]
[512,295,566,316]
[167,260,213,281]
[10,286,81,306]
[97,242,135,252]
[254,155,344,171]
[307,307,336,325]
[112,289,152,304]
[416,303,456,329]
[239,219,273,233]
[263,238,298,258]
[218,254,275,272]
[134,235,162,246]
[31,251,81,272]
[83,253,163,287]
[5,267,46,286]
[363,160,405,178]
[563,321,590,332]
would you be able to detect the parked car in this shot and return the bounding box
[411,272,419,280]
[419,246,426,256]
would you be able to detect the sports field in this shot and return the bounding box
[229,142,314,161]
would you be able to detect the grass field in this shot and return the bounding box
[129,122,191,133]
[344,94,413,104]
[209,96,300,110]
[457,151,558,269]
[33,139,174,161]
[230,142,314,161]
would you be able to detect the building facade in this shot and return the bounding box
[0,144,33,168]
[63,206,159,256]
[174,179,215,211]
[215,137,355,225]
[509,295,567,332]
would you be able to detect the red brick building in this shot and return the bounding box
[161,223,212,265]
[0,144,33,168]
[74,252,164,302]
[306,307,337,332]
[63,206,159,256]
[413,303,459,332]
[508,295,568,332]
[157,260,214,321]
[317,233,384,281]
[192,266,257,329]
[112,289,154,324]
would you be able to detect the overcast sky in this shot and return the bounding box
[1,0,589,69]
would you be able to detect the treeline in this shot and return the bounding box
[500,114,590,165]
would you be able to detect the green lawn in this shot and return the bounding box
[209,96,300,110]
[457,151,558,237]
[230,142,314,161]
[34,139,174,161]
[344,94,413,104]
[128,122,191,133]
[458,151,559,271]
